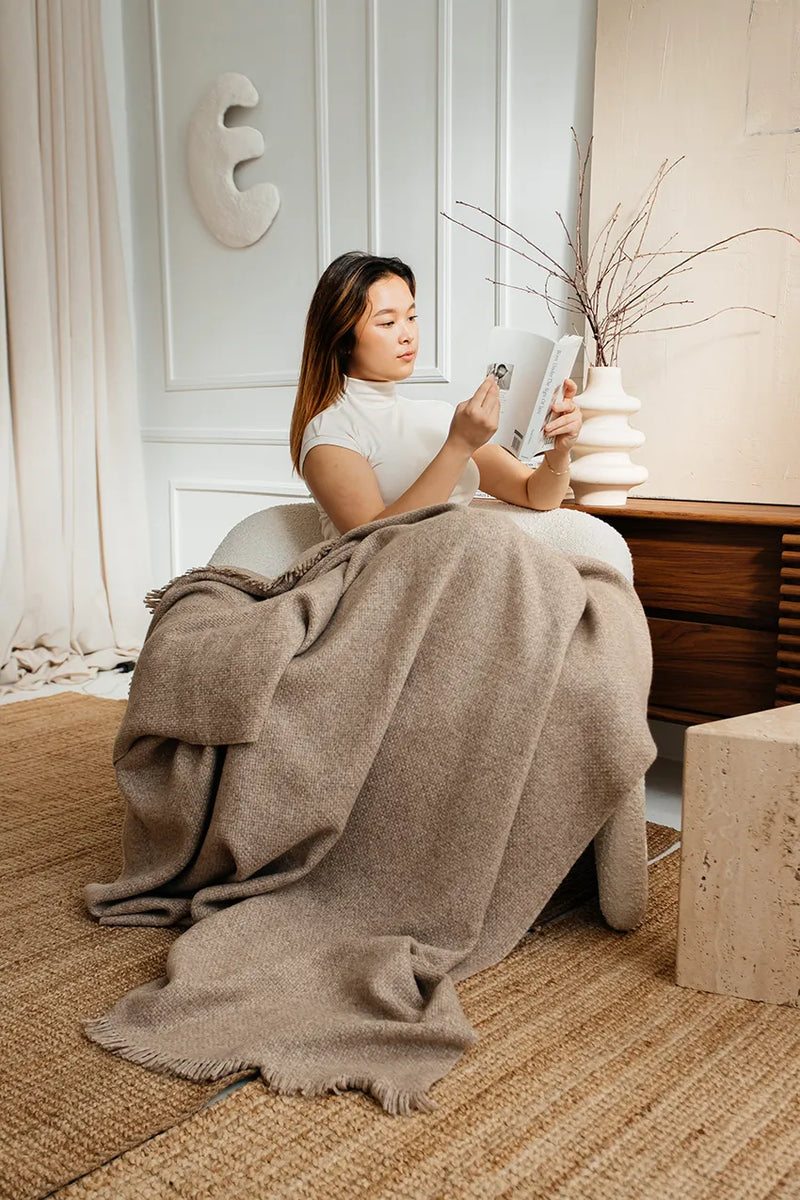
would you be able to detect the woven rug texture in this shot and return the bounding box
[1,695,249,1200]
[51,852,800,1200]
[0,690,736,1200]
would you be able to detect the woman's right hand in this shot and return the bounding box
[447,373,501,454]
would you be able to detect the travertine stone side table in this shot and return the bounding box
[676,703,800,1006]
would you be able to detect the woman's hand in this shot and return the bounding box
[543,378,582,451]
[447,373,501,454]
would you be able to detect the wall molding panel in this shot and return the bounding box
[367,0,453,384]
[149,0,457,390]
[142,427,289,445]
[313,0,332,273]
[122,0,597,580]
[168,478,312,575]
[493,0,510,329]
[433,0,454,383]
[365,0,379,256]
[150,0,328,391]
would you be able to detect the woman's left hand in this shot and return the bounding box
[543,378,582,451]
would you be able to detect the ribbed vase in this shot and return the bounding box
[569,366,648,507]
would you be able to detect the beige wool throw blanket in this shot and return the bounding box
[83,503,657,1116]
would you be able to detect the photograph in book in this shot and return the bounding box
[487,327,583,461]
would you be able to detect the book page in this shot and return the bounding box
[519,334,583,459]
[486,327,583,461]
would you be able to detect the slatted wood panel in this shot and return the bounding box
[565,500,800,723]
[648,617,777,718]
[612,521,781,625]
[777,531,800,706]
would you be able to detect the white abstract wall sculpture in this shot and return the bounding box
[186,72,280,248]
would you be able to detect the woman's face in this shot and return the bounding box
[347,274,418,382]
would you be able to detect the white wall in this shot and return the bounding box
[103,0,597,583]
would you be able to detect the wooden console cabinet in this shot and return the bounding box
[564,498,800,725]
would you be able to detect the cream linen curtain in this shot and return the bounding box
[0,0,152,695]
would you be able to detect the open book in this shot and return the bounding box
[486,327,583,461]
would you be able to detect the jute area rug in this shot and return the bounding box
[4,693,796,1199]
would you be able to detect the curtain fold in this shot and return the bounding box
[0,0,152,695]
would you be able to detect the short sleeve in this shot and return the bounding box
[299,429,364,474]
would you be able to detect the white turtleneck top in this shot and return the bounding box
[299,374,481,540]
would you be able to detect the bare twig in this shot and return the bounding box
[440,211,570,286]
[614,226,800,318]
[625,304,775,334]
[585,201,622,280]
[614,157,685,308]
[441,137,800,364]
[589,158,685,311]
[483,276,584,319]
[555,208,595,316]
[451,202,574,285]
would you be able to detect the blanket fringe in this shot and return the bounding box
[82,1015,438,1117]
[142,543,337,614]
[141,504,464,612]
[260,1066,439,1116]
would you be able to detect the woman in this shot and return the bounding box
[289,251,582,539]
[83,257,654,1120]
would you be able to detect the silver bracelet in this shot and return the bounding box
[543,451,571,476]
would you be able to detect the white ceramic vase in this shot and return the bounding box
[569,366,648,507]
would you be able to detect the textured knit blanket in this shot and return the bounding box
[83,502,657,1116]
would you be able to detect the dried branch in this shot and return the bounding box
[624,304,776,335]
[442,133,800,365]
[451,202,573,286]
[586,201,622,280]
[613,157,685,309]
[588,156,685,313]
[483,277,584,321]
[614,226,800,318]
[440,211,569,287]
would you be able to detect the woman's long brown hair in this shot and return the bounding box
[289,251,416,479]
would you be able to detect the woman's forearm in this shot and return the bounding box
[375,437,473,520]
[524,449,572,510]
